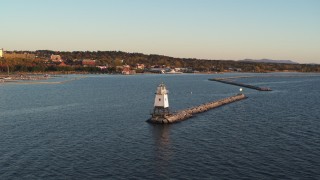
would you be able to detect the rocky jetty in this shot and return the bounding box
[209,78,272,91]
[147,93,246,124]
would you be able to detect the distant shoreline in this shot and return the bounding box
[0,70,319,77]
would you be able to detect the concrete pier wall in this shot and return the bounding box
[147,93,246,124]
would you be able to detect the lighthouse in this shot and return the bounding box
[152,83,170,117]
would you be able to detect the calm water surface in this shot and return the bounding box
[0,73,319,179]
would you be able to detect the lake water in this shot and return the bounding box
[0,73,319,179]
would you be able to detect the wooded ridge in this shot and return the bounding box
[1,50,319,73]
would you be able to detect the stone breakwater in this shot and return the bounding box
[147,93,247,124]
[209,78,272,91]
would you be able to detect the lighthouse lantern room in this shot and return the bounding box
[152,83,170,117]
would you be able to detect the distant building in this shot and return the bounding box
[0,48,3,58]
[121,65,136,75]
[122,65,130,75]
[82,59,96,66]
[136,63,145,69]
[51,54,62,62]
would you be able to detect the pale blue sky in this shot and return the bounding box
[1,0,319,63]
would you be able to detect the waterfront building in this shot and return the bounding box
[0,48,3,58]
[121,65,136,75]
[136,63,145,69]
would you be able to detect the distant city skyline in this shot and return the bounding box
[1,0,319,63]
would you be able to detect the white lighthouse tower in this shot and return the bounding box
[152,83,170,117]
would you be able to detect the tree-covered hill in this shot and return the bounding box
[1,50,319,73]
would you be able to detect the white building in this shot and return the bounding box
[0,48,3,58]
[50,54,62,62]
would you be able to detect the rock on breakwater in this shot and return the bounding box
[147,93,247,124]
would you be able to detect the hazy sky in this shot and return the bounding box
[1,0,319,63]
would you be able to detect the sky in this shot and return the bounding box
[1,0,319,63]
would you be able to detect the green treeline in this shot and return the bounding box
[1,50,320,73]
